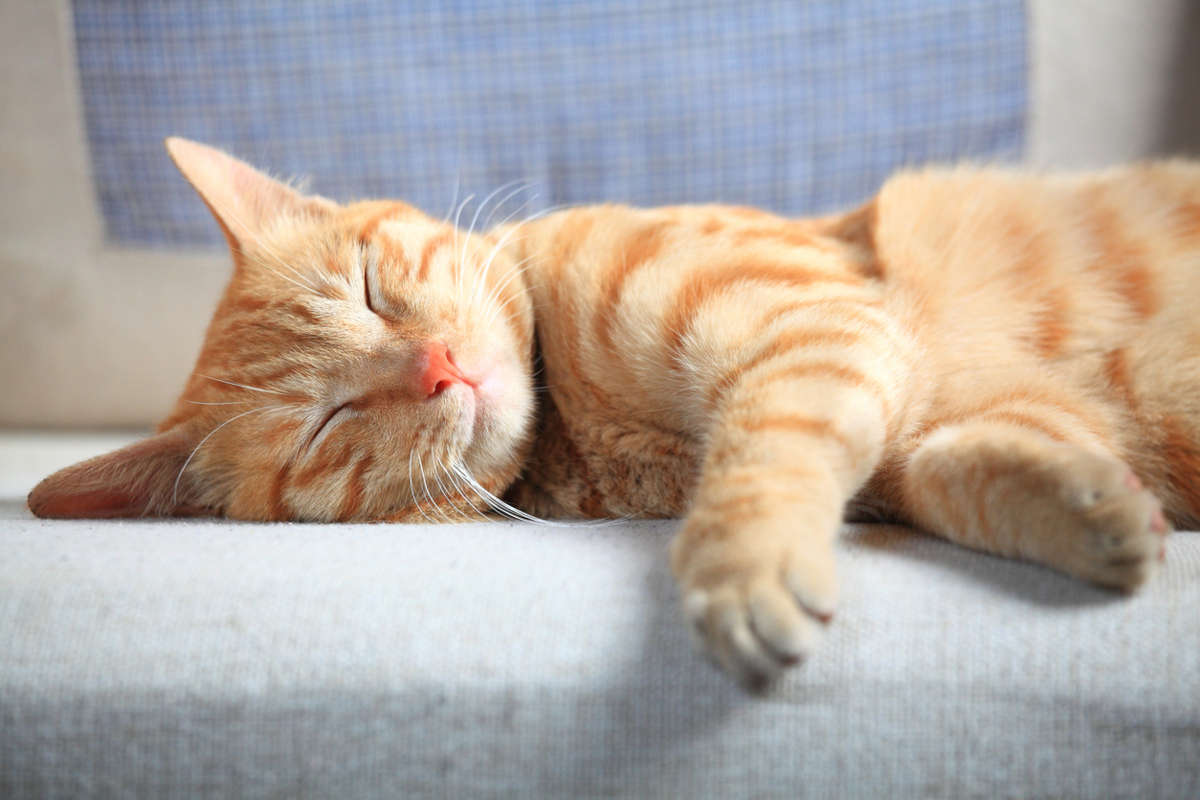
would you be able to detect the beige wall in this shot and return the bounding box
[3,0,1200,428]
[1029,0,1200,167]
[0,2,227,428]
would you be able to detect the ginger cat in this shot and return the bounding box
[30,139,1194,688]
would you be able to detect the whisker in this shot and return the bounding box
[443,462,487,522]
[452,468,523,522]
[429,464,448,505]
[470,196,537,311]
[452,193,476,305]
[185,400,254,406]
[197,374,286,395]
[441,172,462,226]
[474,221,536,312]
[451,462,633,527]
[480,254,535,321]
[468,179,526,249]
[482,262,536,331]
[416,451,449,524]
[463,196,580,319]
[449,463,546,523]
[408,449,437,524]
[218,203,324,293]
[482,182,534,232]
[257,262,321,295]
[429,461,465,520]
[484,289,529,333]
[488,264,534,309]
[172,404,279,505]
[234,230,323,292]
[415,451,436,521]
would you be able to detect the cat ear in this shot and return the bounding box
[164,137,336,258]
[27,428,207,518]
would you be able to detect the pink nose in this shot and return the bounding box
[420,343,470,397]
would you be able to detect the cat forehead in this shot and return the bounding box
[338,200,432,238]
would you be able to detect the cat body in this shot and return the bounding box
[512,165,1200,523]
[30,140,1195,687]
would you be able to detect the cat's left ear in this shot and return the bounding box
[27,428,208,518]
[164,137,337,260]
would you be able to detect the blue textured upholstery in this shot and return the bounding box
[72,0,1026,246]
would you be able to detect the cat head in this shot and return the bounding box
[29,138,536,521]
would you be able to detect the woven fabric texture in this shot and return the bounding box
[2,501,1197,798]
[71,0,1026,246]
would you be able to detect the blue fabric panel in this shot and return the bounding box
[72,1,1027,247]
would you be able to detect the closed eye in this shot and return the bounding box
[361,250,411,320]
[363,261,379,315]
[306,402,353,452]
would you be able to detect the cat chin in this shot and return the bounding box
[456,362,533,477]
[471,369,510,425]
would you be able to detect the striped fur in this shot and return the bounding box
[29,140,1200,687]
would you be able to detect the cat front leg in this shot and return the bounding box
[671,375,890,688]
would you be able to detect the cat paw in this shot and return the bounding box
[1046,452,1170,591]
[671,529,837,690]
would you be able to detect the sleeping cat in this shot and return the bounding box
[30,138,1195,688]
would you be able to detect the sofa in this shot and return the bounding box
[3,1,1198,797]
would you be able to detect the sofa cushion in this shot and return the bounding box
[2,433,1197,797]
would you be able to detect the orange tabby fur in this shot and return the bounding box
[30,140,1198,687]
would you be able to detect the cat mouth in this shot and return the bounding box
[468,369,501,426]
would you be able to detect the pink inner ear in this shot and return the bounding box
[28,488,140,519]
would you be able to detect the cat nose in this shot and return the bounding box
[419,343,470,398]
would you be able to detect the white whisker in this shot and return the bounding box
[443,463,486,522]
[468,179,526,248]
[256,262,320,295]
[433,454,478,522]
[469,191,536,311]
[441,173,462,226]
[451,466,523,522]
[480,251,534,312]
[482,260,537,331]
[172,404,279,505]
[474,221,536,311]
[484,286,531,332]
[408,448,437,524]
[485,256,535,307]
[416,451,449,523]
[197,374,286,395]
[482,182,534,232]
[452,194,476,305]
[451,462,632,527]
[185,400,253,406]
[217,203,324,293]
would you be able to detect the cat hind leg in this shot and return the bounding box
[901,420,1169,591]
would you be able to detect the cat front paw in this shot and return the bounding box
[670,524,838,690]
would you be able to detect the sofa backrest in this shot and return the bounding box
[4,1,1198,428]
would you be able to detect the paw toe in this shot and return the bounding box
[748,582,818,665]
[689,590,783,689]
[682,569,833,689]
